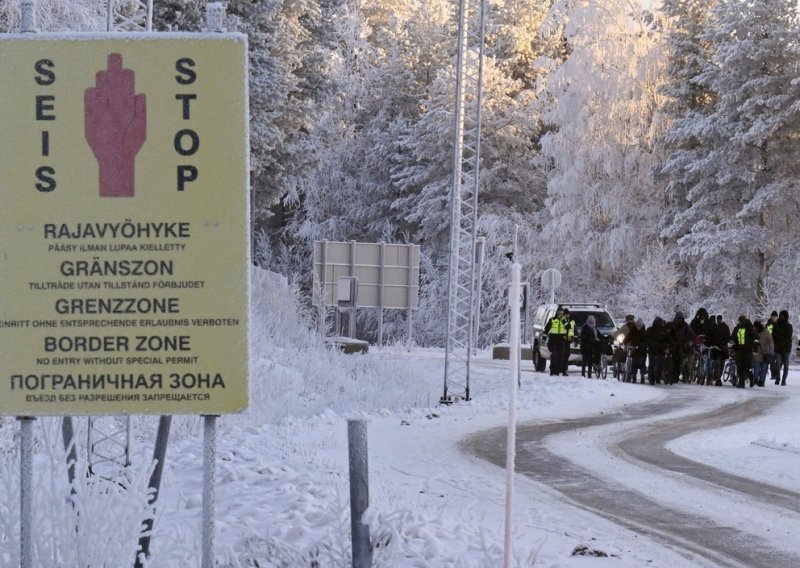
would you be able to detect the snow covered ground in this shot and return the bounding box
[1,276,799,567]
[149,352,800,568]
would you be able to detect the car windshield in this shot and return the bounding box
[570,311,615,329]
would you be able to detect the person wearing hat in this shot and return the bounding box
[690,308,711,340]
[563,308,575,343]
[580,315,599,378]
[771,310,793,385]
[667,311,695,384]
[628,318,648,383]
[544,307,569,376]
[645,316,670,384]
[731,315,756,388]
[611,314,636,343]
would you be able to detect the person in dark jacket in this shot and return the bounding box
[645,316,669,385]
[731,316,756,388]
[580,315,601,378]
[627,318,648,383]
[667,311,696,384]
[715,314,731,356]
[690,308,711,342]
[707,315,726,384]
[771,310,793,386]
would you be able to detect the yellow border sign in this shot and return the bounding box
[0,34,249,415]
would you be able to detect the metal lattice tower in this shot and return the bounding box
[84,0,154,477]
[107,0,153,32]
[442,0,486,403]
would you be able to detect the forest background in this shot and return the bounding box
[2,0,800,347]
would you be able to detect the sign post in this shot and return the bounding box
[541,268,562,305]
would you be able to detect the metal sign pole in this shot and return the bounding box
[19,417,35,568]
[202,415,218,568]
[18,4,39,559]
[472,237,486,353]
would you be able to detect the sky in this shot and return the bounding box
[1,273,798,567]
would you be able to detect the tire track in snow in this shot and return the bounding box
[465,391,800,567]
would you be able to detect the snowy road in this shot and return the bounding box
[467,387,800,567]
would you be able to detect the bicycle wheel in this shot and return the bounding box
[624,357,633,383]
[681,354,694,383]
[721,360,736,385]
[711,358,722,384]
[598,354,608,379]
[693,356,705,385]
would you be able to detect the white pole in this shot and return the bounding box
[504,263,520,567]
[19,0,37,32]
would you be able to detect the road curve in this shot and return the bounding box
[464,391,800,568]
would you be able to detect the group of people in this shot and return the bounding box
[556,308,793,388]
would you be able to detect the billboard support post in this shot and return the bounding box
[202,415,218,568]
[135,415,173,568]
[19,417,34,568]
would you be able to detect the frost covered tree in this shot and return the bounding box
[657,0,718,238]
[489,0,559,88]
[225,0,330,234]
[539,0,668,304]
[277,0,452,291]
[151,0,204,31]
[0,0,105,32]
[670,0,800,310]
[618,244,685,323]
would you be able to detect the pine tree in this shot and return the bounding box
[225,0,329,232]
[673,0,800,309]
[657,0,718,250]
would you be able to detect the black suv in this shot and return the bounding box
[530,303,617,372]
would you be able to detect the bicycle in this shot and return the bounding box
[622,345,644,383]
[721,354,738,386]
[593,350,610,380]
[680,348,696,383]
[611,341,626,380]
[692,345,720,385]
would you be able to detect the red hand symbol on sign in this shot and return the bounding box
[84,54,147,197]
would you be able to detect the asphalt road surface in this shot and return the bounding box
[465,389,800,567]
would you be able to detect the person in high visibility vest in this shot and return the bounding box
[545,307,569,376]
[731,315,756,388]
[564,308,575,342]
